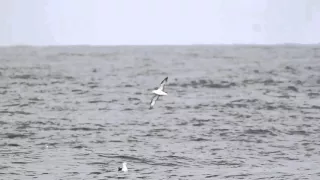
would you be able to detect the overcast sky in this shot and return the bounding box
[0,0,319,45]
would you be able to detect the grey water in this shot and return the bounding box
[0,45,320,180]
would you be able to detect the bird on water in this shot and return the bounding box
[118,162,128,172]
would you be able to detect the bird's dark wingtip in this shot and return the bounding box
[118,167,122,171]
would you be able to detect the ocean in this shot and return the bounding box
[0,45,319,179]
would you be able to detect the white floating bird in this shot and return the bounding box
[118,162,128,172]
[150,77,168,109]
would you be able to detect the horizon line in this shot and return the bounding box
[0,43,319,48]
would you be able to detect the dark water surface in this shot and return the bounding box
[0,45,320,179]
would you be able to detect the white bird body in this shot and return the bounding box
[122,162,128,172]
[152,89,168,96]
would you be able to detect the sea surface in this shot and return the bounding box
[0,45,320,180]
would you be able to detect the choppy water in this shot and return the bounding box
[0,45,320,180]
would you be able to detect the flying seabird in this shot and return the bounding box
[150,77,168,109]
[118,162,128,172]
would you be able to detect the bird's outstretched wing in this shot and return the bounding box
[158,77,168,91]
[149,95,159,109]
